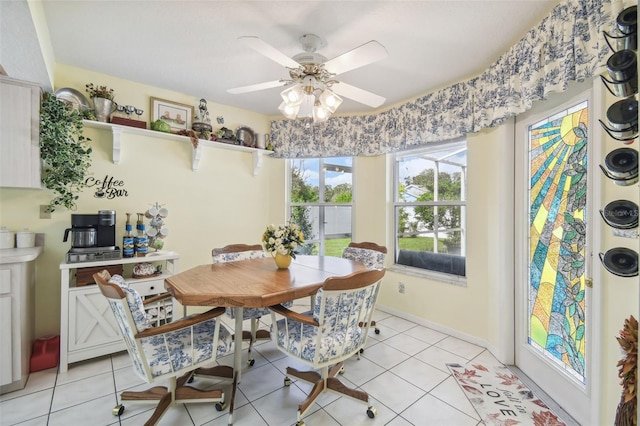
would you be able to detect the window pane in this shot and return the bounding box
[323,157,353,203]
[291,159,319,203]
[394,140,467,276]
[291,205,318,254]
[438,171,463,201]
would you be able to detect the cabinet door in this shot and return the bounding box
[0,77,41,188]
[68,287,121,351]
[0,269,13,386]
[0,295,12,386]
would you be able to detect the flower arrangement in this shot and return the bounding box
[85,83,115,101]
[262,223,304,258]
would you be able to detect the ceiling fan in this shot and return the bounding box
[227,34,388,122]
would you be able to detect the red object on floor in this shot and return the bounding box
[30,335,60,372]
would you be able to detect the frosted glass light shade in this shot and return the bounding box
[319,89,343,113]
[280,85,305,105]
[278,101,300,120]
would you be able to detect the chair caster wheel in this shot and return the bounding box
[367,406,377,418]
[113,404,125,416]
[247,358,255,367]
[296,421,306,426]
[188,375,195,383]
[339,366,345,375]
[359,348,364,354]
[284,377,292,386]
[374,328,380,334]
[215,401,226,411]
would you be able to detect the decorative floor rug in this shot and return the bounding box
[447,363,567,426]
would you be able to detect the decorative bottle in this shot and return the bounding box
[134,213,148,257]
[122,213,134,258]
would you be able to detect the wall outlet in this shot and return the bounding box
[398,282,405,294]
[39,205,51,219]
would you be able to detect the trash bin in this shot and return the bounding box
[30,335,60,372]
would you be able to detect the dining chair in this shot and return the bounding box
[93,270,234,426]
[211,243,292,366]
[270,267,386,425]
[341,241,387,335]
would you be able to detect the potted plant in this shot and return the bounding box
[85,83,115,122]
[39,92,93,212]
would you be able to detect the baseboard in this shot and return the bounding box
[375,303,504,363]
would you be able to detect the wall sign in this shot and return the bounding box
[85,175,128,199]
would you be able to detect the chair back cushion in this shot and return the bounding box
[342,246,386,269]
[140,318,232,378]
[275,271,383,366]
[212,249,266,264]
[108,275,153,332]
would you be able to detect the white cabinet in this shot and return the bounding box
[59,252,180,372]
[0,246,43,394]
[0,76,41,188]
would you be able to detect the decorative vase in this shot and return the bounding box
[93,97,114,123]
[274,252,292,269]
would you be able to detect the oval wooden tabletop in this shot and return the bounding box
[164,255,366,307]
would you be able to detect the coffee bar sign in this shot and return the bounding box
[85,175,128,199]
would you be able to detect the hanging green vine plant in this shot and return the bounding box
[39,92,93,212]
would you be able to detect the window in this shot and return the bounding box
[288,157,353,257]
[394,140,467,276]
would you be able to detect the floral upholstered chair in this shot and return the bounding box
[270,268,385,425]
[93,270,234,425]
[341,241,387,335]
[212,243,292,366]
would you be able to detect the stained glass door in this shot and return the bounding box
[515,87,593,426]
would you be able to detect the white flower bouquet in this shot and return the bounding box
[262,223,305,258]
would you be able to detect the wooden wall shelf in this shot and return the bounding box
[83,120,273,175]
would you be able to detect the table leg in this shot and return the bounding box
[234,307,243,384]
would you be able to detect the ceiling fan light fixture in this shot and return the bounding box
[319,89,342,113]
[278,101,300,120]
[312,100,330,123]
[281,85,304,105]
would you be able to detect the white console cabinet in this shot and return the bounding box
[59,251,180,372]
[0,246,43,394]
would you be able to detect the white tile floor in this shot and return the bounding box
[0,302,561,426]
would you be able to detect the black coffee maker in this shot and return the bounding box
[64,210,121,263]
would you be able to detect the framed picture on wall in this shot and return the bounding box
[150,97,193,132]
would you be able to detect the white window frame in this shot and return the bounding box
[286,157,354,256]
[391,140,467,283]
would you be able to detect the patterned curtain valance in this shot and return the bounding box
[270,0,619,159]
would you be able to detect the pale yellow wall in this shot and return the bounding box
[0,64,286,337]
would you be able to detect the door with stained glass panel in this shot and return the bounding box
[514,86,594,426]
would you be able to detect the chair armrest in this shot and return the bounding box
[269,304,319,327]
[135,306,226,338]
[142,292,172,306]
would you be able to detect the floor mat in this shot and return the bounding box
[447,363,567,426]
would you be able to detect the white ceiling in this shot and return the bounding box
[12,1,560,117]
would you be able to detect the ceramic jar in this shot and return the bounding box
[16,229,35,248]
[0,227,15,249]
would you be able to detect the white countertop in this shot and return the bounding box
[0,246,43,264]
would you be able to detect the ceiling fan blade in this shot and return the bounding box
[239,36,300,69]
[324,40,388,76]
[331,81,386,108]
[227,80,287,94]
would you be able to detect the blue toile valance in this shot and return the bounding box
[270,0,620,158]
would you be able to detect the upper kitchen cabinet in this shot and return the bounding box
[0,76,41,188]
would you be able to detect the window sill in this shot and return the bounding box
[387,264,467,287]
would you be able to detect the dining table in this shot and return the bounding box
[163,254,366,423]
